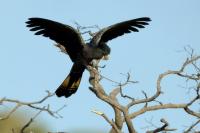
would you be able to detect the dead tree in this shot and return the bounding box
[87,49,200,133]
[1,22,199,133]
[0,91,66,133]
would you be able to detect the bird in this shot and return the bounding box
[26,17,151,98]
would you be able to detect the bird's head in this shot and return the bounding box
[99,43,111,60]
[99,43,111,56]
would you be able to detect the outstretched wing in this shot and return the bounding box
[91,17,151,45]
[26,18,84,61]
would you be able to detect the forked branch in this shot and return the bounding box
[87,53,200,132]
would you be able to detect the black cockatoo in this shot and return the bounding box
[26,17,151,98]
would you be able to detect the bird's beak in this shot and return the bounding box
[102,55,109,60]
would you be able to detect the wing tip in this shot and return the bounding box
[25,17,47,25]
[137,17,151,22]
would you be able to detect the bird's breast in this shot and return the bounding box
[82,46,104,60]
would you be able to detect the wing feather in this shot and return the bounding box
[91,17,151,45]
[26,18,84,61]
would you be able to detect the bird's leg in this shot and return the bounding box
[89,60,100,70]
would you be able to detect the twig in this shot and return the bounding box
[146,118,176,133]
[87,46,200,133]
[20,108,43,133]
[91,109,122,133]
[0,91,64,120]
[184,119,200,133]
[119,84,135,101]
[88,65,137,133]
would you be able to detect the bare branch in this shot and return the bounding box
[184,107,200,118]
[127,55,200,109]
[74,21,100,31]
[130,104,187,119]
[92,109,122,133]
[146,118,176,133]
[142,117,157,130]
[73,21,100,39]
[88,51,200,133]
[109,72,138,101]
[88,66,123,111]
[184,119,200,133]
[119,85,135,101]
[109,88,123,132]
[0,91,65,120]
[87,47,200,133]
[101,74,121,84]
[0,103,21,120]
[20,108,43,133]
[87,65,137,133]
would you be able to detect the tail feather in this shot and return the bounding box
[55,63,85,98]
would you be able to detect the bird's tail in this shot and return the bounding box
[55,63,85,98]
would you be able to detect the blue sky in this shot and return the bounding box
[0,0,200,132]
